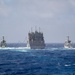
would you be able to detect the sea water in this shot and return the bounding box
[0,43,75,75]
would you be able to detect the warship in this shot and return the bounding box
[64,36,72,48]
[0,36,7,47]
[27,29,45,49]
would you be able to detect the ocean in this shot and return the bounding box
[0,43,75,75]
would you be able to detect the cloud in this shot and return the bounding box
[0,0,12,17]
[69,0,75,7]
[15,0,75,19]
[0,0,75,42]
[0,0,75,18]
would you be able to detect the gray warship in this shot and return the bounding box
[64,36,72,48]
[0,36,7,47]
[27,30,45,49]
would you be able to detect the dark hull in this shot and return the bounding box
[30,45,45,49]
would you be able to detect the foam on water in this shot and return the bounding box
[0,47,75,51]
[64,64,71,67]
[0,47,31,53]
[0,47,30,50]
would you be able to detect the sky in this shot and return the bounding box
[0,0,75,43]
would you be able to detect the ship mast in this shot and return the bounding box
[3,36,4,41]
[39,27,41,32]
[67,36,69,41]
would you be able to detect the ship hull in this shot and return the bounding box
[64,45,72,49]
[30,46,45,49]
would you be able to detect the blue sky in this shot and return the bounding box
[0,0,75,43]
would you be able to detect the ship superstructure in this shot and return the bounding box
[64,36,72,48]
[27,30,45,49]
[0,36,7,47]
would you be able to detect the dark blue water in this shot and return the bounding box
[0,43,75,75]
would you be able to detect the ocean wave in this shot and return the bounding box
[45,47,75,51]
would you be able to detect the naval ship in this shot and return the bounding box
[64,36,73,48]
[27,30,45,49]
[0,36,7,47]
